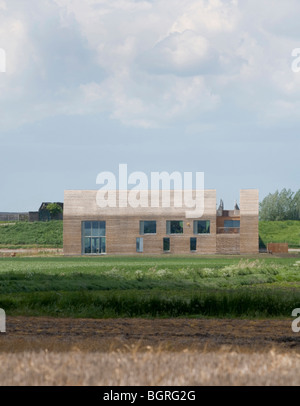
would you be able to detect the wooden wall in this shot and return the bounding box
[239,189,259,254]
[267,243,288,253]
[216,235,240,254]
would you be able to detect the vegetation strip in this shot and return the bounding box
[0,256,299,318]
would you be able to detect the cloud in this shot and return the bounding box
[0,0,300,131]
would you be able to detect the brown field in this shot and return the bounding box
[1,317,300,385]
[2,316,300,353]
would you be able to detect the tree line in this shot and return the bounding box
[259,189,300,221]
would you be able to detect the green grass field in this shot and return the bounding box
[0,220,63,248]
[0,256,299,318]
[259,220,300,248]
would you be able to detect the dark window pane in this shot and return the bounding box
[84,221,92,236]
[91,237,100,254]
[167,221,183,234]
[99,221,106,236]
[190,237,197,251]
[143,221,156,234]
[91,221,106,236]
[84,237,91,253]
[163,238,170,251]
[194,220,210,234]
[91,222,100,236]
[224,220,232,228]
[224,220,240,228]
[100,237,106,253]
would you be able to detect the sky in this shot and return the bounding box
[0,0,299,212]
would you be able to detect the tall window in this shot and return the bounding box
[166,220,183,234]
[193,220,210,234]
[140,221,156,235]
[136,237,143,253]
[82,221,106,254]
[190,237,197,251]
[163,237,170,252]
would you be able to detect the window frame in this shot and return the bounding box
[136,237,144,253]
[139,220,157,235]
[82,221,106,255]
[190,237,197,251]
[224,220,240,229]
[163,237,170,252]
[193,220,210,235]
[166,220,184,235]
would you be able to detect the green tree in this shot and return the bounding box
[46,203,63,218]
[259,189,300,221]
[292,190,300,220]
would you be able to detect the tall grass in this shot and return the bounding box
[1,288,299,318]
[0,256,299,318]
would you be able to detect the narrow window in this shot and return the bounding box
[163,237,170,252]
[190,237,197,251]
[136,237,143,253]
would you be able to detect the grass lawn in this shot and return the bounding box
[0,255,299,318]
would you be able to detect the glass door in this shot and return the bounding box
[82,222,106,255]
[90,237,106,254]
[91,237,100,254]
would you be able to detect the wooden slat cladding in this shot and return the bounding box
[240,189,259,254]
[267,243,288,254]
[216,235,240,254]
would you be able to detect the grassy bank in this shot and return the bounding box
[0,221,63,248]
[259,220,300,248]
[0,256,299,318]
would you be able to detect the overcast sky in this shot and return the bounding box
[0,0,299,212]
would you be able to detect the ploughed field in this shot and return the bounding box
[2,316,299,353]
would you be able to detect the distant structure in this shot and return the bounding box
[29,202,63,222]
[217,199,224,216]
[0,212,28,222]
[63,189,259,256]
[234,200,240,210]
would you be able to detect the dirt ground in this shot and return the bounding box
[1,316,300,353]
[1,317,300,385]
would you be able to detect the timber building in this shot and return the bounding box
[63,189,258,255]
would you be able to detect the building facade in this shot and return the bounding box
[63,189,259,256]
